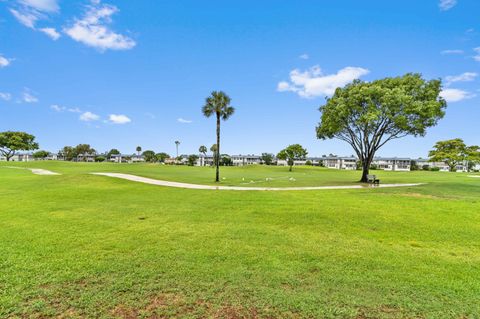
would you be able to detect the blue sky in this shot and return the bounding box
[0,0,479,157]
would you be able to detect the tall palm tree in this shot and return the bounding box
[202,91,235,182]
[175,140,180,159]
[136,146,142,156]
[198,145,207,166]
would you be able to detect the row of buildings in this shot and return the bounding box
[1,152,476,172]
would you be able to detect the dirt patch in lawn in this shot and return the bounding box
[110,293,293,319]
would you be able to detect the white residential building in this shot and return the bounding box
[321,156,357,170]
[372,157,411,171]
[230,154,262,166]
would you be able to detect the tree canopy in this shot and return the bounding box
[429,138,480,172]
[316,73,446,182]
[33,150,50,159]
[156,152,170,163]
[277,144,308,171]
[142,150,156,162]
[0,131,39,161]
[261,153,274,165]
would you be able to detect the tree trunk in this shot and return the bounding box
[360,159,370,183]
[215,114,220,182]
[289,165,292,172]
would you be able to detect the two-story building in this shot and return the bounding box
[372,157,411,171]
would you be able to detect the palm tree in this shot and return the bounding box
[198,145,207,166]
[202,91,235,182]
[174,140,180,159]
[136,146,142,156]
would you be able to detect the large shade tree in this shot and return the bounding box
[429,138,480,172]
[0,131,39,161]
[202,91,235,182]
[316,73,446,182]
[277,144,308,172]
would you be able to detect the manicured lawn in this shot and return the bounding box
[1,162,479,318]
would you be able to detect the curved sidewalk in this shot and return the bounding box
[91,172,424,191]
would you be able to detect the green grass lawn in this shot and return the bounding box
[1,162,480,318]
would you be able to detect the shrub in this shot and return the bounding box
[430,167,440,172]
[95,156,105,162]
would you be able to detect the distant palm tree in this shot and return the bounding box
[199,145,207,166]
[136,146,142,156]
[175,140,180,159]
[202,91,235,182]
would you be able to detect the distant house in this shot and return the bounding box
[75,154,96,162]
[372,157,411,171]
[230,154,261,166]
[0,153,35,162]
[414,158,469,172]
[321,156,357,170]
[276,159,308,167]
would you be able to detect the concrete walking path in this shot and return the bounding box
[91,172,424,191]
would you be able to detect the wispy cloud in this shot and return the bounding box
[79,111,100,121]
[108,114,131,124]
[22,90,38,103]
[64,0,136,51]
[441,49,464,55]
[445,72,478,86]
[50,104,65,112]
[299,53,309,60]
[277,65,369,98]
[474,47,480,62]
[439,0,457,11]
[177,118,192,124]
[441,88,476,102]
[19,0,59,13]
[9,0,60,40]
[0,55,12,68]
[39,27,61,40]
[0,92,12,101]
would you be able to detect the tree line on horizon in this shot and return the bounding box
[1,74,480,180]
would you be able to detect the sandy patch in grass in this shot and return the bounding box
[3,166,60,175]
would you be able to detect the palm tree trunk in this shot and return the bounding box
[216,114,220,182]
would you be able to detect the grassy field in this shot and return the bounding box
[1,162,479,318]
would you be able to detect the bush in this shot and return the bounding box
[369,164,378,170]
[95,156,105,162]
[305,160,312,166]
[422,165,430,171]
[430,167,440,172]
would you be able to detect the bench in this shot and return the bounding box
[367,174,380,185]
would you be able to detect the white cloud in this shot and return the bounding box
[22,91,38,103]
[39,27,60,40]
[441,49,464,55]
[299,53,309,60]
[474,47,480,62]
[108,114,131,124]
[80,111,100,121]
[439,0,457,11]
[68,107,81,113]
[64,1,136,51]
[440,88,476,102]
[177,118,192,124]
[19,0,59,13]
[444,72,478,86]
[50,104,65,112]
[9,8,38,28]
[277,65,370,98]
[0,55,11,68]
[0,92,11,101]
